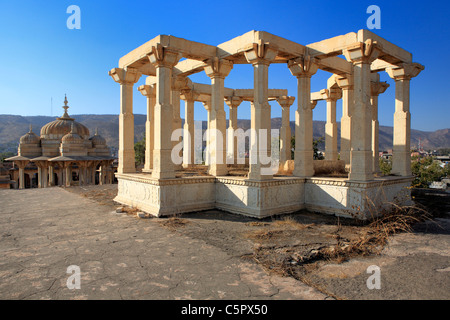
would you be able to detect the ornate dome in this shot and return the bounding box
[40,95,90,139]
[89,128,106,146]
[61,123,84,144]
[20,125,40,144]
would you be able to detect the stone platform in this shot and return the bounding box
[114,173,414,220]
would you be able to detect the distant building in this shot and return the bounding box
[5,96,116,189]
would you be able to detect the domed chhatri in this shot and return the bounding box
[61,123,84,145]
[40,95,90,139]
[89,128,106,146]
[19,124,40,144]
[5,95,115,189]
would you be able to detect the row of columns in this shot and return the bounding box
[15,161,112,189]
[110,41,423,182]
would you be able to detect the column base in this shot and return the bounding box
[349,150,374,181]
[293,151,314,177]
[392,150,412,176]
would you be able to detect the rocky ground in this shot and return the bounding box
[65,184,450,300]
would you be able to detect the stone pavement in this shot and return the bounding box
[0,187,326,300]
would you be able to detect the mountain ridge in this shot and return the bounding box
[1,114,449,153]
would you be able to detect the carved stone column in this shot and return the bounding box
[148,45,181,179]
[171,76,188,170]
[204,58,233,176]
[109,67,142,174]
[65,164,72,187]
[288,55,319,177]
[181,89,199,168]
[16,161,28,189]
[343,40,381,181]
[386,63,424,176]
[245,41,277,180]
[370,76,389,175]
[323,88,342,161]
[276,96,295,165]
[225,96,243,165]
[202,99,211,166]
[48,164,54,186]
[138,84,156,172]
[336,75,354,166]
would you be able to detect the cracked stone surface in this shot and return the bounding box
[0,188,327,300]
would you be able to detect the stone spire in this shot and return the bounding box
[57,94,74,121]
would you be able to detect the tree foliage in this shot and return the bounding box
[411,156,450,188]
[379,157,392,175]
[134,137,145,166]
[0,152,14,163]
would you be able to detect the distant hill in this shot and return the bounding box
[0,114,449,153]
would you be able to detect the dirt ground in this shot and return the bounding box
[66,184,450,300]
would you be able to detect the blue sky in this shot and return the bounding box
[0,0,448,132]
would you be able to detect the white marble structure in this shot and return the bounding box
[109,30,424,219]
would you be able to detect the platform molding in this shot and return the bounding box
[115,173,414,220]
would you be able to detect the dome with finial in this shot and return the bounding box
[40,95,90,139]
[89,128,106,146]
[61,122,84,144]
[19,124,40,144]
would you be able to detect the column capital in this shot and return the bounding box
[109,67,141,85]
[322,88,342,101]
[15,160,29,169]
[172,75,190,91]
[386,62,424,80]
[370,81,389,96]
[138,84,156,97]
[244,40,277,65]
[336,75,353,90]
[148,44,181,68]
[276,96,295,108]
[224,96,243,109]
[343,39,382,64]
[204,57,233,79]
[288,55,319,77]
[201,98,211,111]
[180,89,199,102]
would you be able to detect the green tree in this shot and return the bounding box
[0,152,14,162]
[134,137,145,166]
[313,137,325,160]
[411,156,450,188]
[379,157,392,175]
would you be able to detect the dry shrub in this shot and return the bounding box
[245,221,269,227]
[272,216,309,230]
[244,229,283,240]
[246,201,431,300]
[122,206,139,215]
[159,217,189,231]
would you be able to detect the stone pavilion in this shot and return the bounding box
[109,30,424,219]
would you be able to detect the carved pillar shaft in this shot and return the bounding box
[183,98,195,167]
[109,67,142,174]
[325,98,338,161]
[149,47,180,179]
[204,59,233,176]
